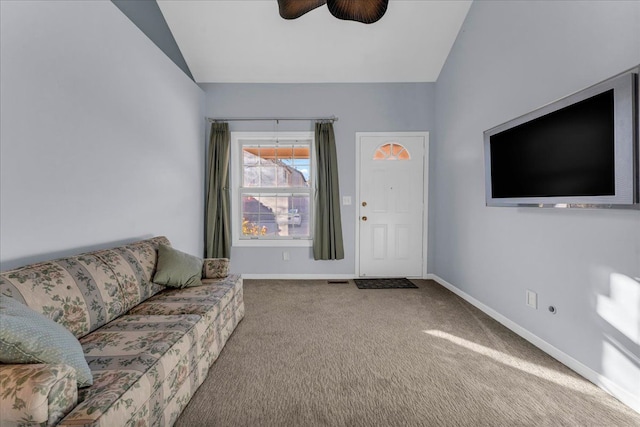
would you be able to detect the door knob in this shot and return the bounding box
[362,201,367,207]
[361,216,368,221]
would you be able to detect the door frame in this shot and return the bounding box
[355,132,429,278]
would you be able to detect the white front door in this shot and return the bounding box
[357,133,427,277]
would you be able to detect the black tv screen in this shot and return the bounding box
[483,70,638,208]
[490,90,615,198]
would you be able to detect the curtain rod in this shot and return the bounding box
[207,116,338,123]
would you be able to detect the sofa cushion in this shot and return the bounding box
[62,314,201,426]
[0,236,169,339]
[153,245,203,288]
[62,275,244,427]
[0,295,93,387]
[129,275,242,318]
[0,363,79,426]
[89,237,169,313]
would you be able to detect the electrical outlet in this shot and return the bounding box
[282,251,290,261]
[526,290,537,309]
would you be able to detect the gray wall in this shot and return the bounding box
[0,1,205,270]
[201,83,435,275]
[434,0,640,403]
[111,0,193,80]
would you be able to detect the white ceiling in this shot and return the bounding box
[158,0,472,83]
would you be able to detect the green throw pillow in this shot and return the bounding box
[0,295,93,387]
[153,244,203,288]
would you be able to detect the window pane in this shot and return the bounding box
[287,194,311,237]
[241,193,310,238]
[276,165,289,188]
[241,195,276,237]
[373,143,411,161]
[277,146,294,162]
[243,165,260,187]
[243,144,310,188]
[242,148,261,165]
[260,166,277,186]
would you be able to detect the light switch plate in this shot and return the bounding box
[342,196,352,205]
[526,290,537,309]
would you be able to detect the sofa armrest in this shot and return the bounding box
[0,364,78,427]
[202,258,229,279]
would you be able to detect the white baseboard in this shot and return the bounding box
[241,274,429,280]
[240,273,356,280]
[426,273,640,414]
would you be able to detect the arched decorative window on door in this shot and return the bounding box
[373,143,410,160]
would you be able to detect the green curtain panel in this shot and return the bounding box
[313,122,344,260]
[205,122,231,258]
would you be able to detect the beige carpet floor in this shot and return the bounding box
[175,279,640,426]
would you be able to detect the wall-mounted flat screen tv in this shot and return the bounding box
[484,70,638,208]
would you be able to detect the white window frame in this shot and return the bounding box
[231,131,314,247]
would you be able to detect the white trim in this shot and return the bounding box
[422,136,430,279]
[426,273,640,413]
[355,132,430,278]
[240,273,356,280]
[241,274,430,280]
[233,239,312,248]
[355,134,360,276]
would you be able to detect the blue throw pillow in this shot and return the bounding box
[0,295,93,387]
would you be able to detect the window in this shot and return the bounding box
[231,132,313,246]
[373,143,410,160]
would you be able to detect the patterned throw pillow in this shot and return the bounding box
[203,258,229,279]
[153,244,203,288]
[0,295,93,387]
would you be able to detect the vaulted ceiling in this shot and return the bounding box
[157,0,472,83]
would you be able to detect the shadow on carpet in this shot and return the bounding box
[354,278,418,289]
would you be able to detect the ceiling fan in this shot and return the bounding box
[278,0,389,24]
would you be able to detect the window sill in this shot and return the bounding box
[233,239,312,248]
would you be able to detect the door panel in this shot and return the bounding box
[372,225,387,259]
[359,135,426,277]
[396,225,410,260]
[371,168,388,212]
[396,174,410,213]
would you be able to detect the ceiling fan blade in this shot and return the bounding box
[278,0,327,20]
[327,0,389,24]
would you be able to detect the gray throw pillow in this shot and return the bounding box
[0,295,93,387]
[153,244,203,288]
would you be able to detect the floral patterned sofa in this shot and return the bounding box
[0,237,244,426]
